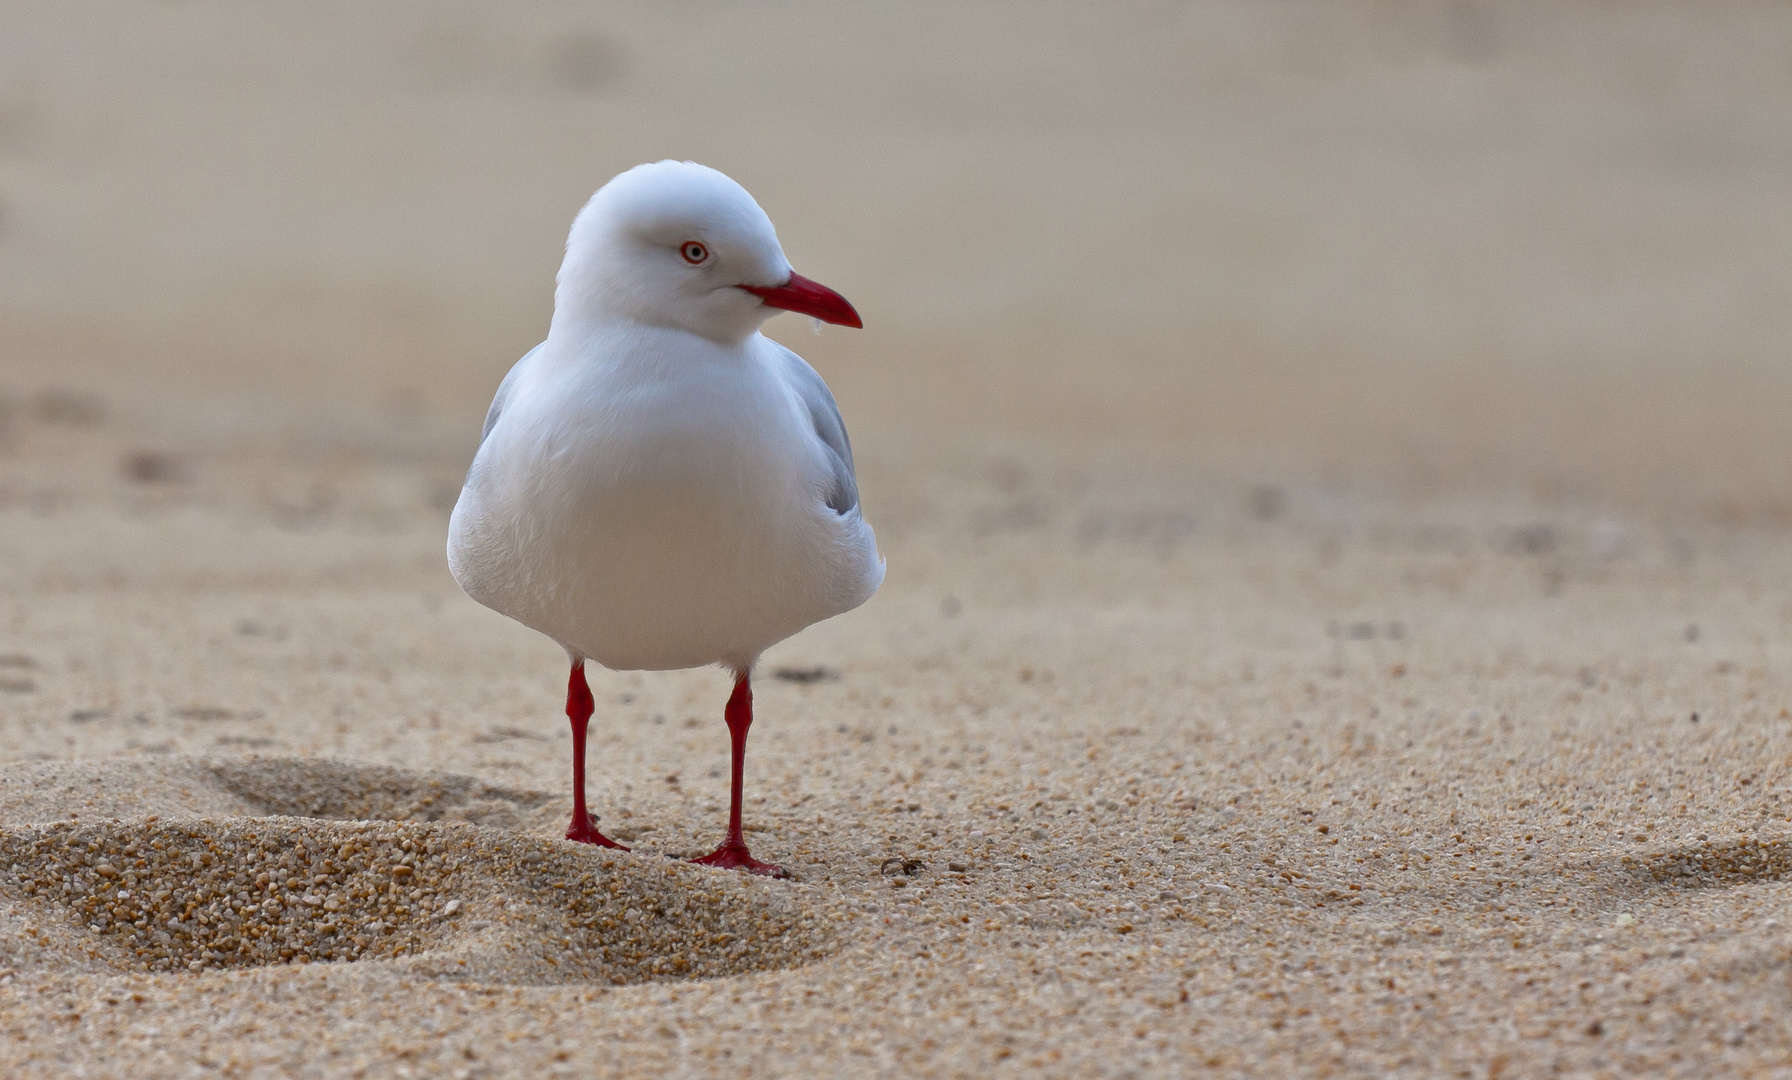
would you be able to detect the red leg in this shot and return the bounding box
[563,661,626,849]
[690,673,787,877]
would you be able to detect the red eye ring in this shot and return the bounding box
[680,241,709,265]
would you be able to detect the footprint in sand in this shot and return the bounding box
[0,757,833,986]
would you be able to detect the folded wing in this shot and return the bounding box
[774,344,859,516]
[480,343,543,446]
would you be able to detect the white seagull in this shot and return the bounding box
[448,161,883,875]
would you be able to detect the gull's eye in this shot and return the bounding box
[680,241,709,265]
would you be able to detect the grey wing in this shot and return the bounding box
[776,346,860,515]
[480,343,542,446]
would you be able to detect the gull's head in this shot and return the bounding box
[554,160,860,344]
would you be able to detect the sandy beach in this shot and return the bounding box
[4,3,1792,1075]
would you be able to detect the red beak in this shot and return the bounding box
[739,272,862,328]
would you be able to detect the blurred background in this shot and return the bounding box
[2,0,1789,520]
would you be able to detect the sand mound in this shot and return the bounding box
[0,759,834,986]
[204,757,556,831]
[0,756,557,832]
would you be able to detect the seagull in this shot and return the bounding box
[447,161,883,876]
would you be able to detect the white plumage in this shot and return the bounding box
[446,160,881,871]
[449,161,882,671]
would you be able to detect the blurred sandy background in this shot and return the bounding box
[3,2,1792,1076]
[5,0,1790,505]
